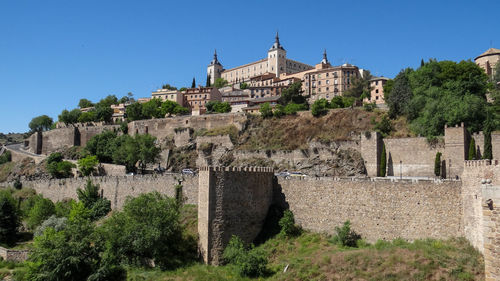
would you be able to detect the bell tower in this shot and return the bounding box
[207,49,223,86]
[267,32,286,77]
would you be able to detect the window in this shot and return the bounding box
[326,87,329,91]
[375,89,379,94]
[376,96,379,100]
[318,88,321,92]
[318,81,321,85]
[326,80,330,84]
[375,81,379,85]
[326,73,329,77]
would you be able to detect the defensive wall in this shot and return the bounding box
[0,247,29,262]
[197,166,274,265]
[481,181,500,281]
[19,174,198,209]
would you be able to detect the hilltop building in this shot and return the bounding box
[207,33,314,85]
[475,48,500,77]
[364,76,389,105]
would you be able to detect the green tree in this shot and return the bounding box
[162,83,177,90]
[213,101,231,113]
[386,68,413,118]
[0,192,19,246]
[273,104,285,118]
[278,81,306,105]
[0,151,11,165]
[27,197,55,230]
[330,221,361,248]
[142,98,163,119]
[278,210,300,237]
[191,77,196,88]
[78,110,97,123]
[259,103,273,118]
[84,130,118,163]
[468,137,477,160]
[420,58,425,67]
[240,82,248,89]
[311,98,329,117]
[135,134,161,172]
[126,102,144,121]
[47,160,76,178]
[379,143,386,177]
[173,105,189,115]
[160,100,179,116]
[77,180,111,221]
[222,235,268,277]
[284,103,306,114]
[78,98,94,109]
[374,115,393,137]
[214,78,228,88]
[29,115,53,132]
[206,75,211,87]
[100,192,191,269]
[58,108,82,124]
[96,95,119,108]
[344,70,372,100]
[434,152,442,177]
[95,105,113,123]
[78,155,99,177]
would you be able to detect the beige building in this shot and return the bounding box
[364,77,389,104]
[475,48,500,77]
[280,50,361,102]
[183,87,222,115]
[207,33,313,85]
[151,89,184,106]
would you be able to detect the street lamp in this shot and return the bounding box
[400,160,402,180]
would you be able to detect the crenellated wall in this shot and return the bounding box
[481,183,500,281]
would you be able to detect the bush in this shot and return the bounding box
[330,221,361,247]
[284,103,307,115]
[259,103,273,119]
[434,152,442,177]
[78,155,99,176]
[273,105,285,118]
[55,199,75,218]
[13,178,22,190]
[278,210,300,237]
[47,160,76,178]
[34,215,67,236]
[47,152,63,164]
[468,137,476,160]
[77,180,111,221]
[223,235,268,278]
[379,143,387,177]
[27,197,55,230]
[363,102,376,111]
[373,115,392,137]
[311,99,329,117]
[0,151,11,165]
[0,192,19,246]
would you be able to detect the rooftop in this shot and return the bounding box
[475,48,500,60]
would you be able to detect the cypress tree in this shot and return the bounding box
[434,152,442,177]
[206,75,211,87]
[484,131,492,160]
[468,137,476,160]
[420,59,425,67]
[191,77,196,88]
[379,144,386,177]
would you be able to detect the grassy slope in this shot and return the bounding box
[128,205,483,281]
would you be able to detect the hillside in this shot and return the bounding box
[0,132,28,146]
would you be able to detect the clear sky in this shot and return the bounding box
[1,0,499,133]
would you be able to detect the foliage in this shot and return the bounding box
[259,103,273,119]
[311,98,329,117]
[13,178,22,189]
[206,101,231,113]
[96,95,118,108]
[78,98,94,109]
[434,152,442,177]
[0,151,11,165]
[55,199,75,218]
[330,221,361,247]
[191,77,196,88]
[27,197,55,230]
[34,215,67,237]
[29,115,53,132]
[284,103,307,114]
[125,102,144,121]
[363,102,376,112]
[46,154,76,179]
[278,210,300,237]
[406,60,489,137]
[162,83,177,90]
[373,115,392,137]
[483,131,492,160]
[0,192,19,246]
[58,108,82,124]
[214,78,228,88]
[206,75,211,87]
[78,110,97,123]
[142,98,164,119]
[468,137,476,160]
[77,180,111,221]
[272,104,285,118]
[77,155,99,176]
[379,143,386,177]
[84,130,118,163]
[223,235,268,278]
[386,68,413,118]
[278,81,306,105]
[240,82,248,89]
[95,105,113,123]
[343,70,372,100]
[100,192,193,269]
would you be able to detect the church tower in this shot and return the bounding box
[207,49,223,86]
[267,32,287,77]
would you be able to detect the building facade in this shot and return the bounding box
[151,89,184,106]
[207,33,313,85]
[364,77,389,104]
[475,48,500,77]
[183,87,222,115]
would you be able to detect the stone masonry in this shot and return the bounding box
[198,166,274,265]
[482,183,500,281]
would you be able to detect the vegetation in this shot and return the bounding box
[468,137,477,160]
[46,152,76,178]
[126,99,188,121]
[0,150,11,165]
[380,143,387,177]
[344,70,373,101]
[214,78,228,89]
[278,210,300,238]
[330,221,362,248]
[240,82,248,89]
[28,115,53,132]
[76,180,111,221]
[311,98,329,117]
[0,191,20,246]
[278,81,307,106]
[206,101,231,113]
[259,103,273,119]
[434,152,442,177]
[26,197,55,230]
[223,235,268,277]
[77,155,99,176]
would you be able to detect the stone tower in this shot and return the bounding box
[207,49,223,86]
[267,32,287,77]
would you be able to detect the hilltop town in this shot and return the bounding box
[0,36,500,280]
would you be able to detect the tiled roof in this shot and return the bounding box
[475,48,500,60]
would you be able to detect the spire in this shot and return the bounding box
[210,49,221,66]
[269,31,285,51]
[321,49,329,64]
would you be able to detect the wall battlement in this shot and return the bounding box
[198,166,274,172]
[464,159,499,167]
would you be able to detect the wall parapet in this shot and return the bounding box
[464,159,499,167]
[0,247,29,262]
[199,166,274,172]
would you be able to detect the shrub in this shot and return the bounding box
[0,192,19,246]
[311,98,329,117]
[363,102,376,111]
[34,215,67,236]
[47,152,63,164]
[27,197,55,230]
[77,180,111,221]
[278,210,300,237]
[330,220,361,247]
[434,152,442,177]
[273,105,285,118]
[223,235,268,277]
[284,103,306,115]
[13,178,22,190]
[379,143,386,177]
[47,160,76,178]
[55,199,75,218]
[259,103,273,119]
[374,115,392,137]
[0,151,11,165]
[468,137,476,160]
[78,155,99,176]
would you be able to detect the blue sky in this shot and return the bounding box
[1,0,499,133]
